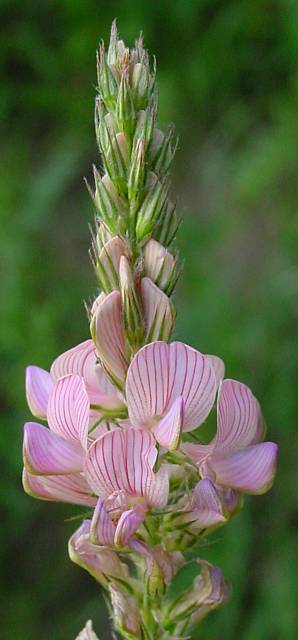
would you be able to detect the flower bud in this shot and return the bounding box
[164,560,229,628]
[141,277,175,342]
[149,126,176,176]
[133,106,156,152]
[131,62,151,110]
[143,238,180,295]
[96,45,118,111]
[119,256,144,352]
[154,198,180,247]
[92,170,128,234]
[75,621,99,640]
[128,138,146,204]
[95,98,117,156]
[105,132,129,194]
[109,585,141,638]
[68,520,126,587]
[90,290,128,388]
[136,175,168,241]
[94,236,130,292]
[116,74,136,141]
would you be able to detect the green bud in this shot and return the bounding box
[149,126,177,176]
[103,131,129,195]
[119,256,144,352]
[116,74,136,141]
[128,138,146,204]
[93,169,127,233]
[96,45,118,111]
[133,105,156,152]
[131,62,151,110]
[154,199,181,247]
[136,174,168,241]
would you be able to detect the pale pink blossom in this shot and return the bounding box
[183,379,278,494]
[125,341,220,450]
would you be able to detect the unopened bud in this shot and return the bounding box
[75,621,99,640]
[131,62,151,110]
[93,170,127,234]
[149,126,176,176]
[96,45,118,111]
[133,106,156,152]
[136,175,168,241]
[154,198,180,247]
[109,585,141,638]
[95,236,130,292]
[141,277,175,342]
[119,256,144,352]
[116,74,136,141]
[90,290,128,389]
[143,238,180,295]
[105,132,129,194]
[165,560,229,627]
[128,138,146,203]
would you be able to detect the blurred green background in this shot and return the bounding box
[1,1,297,638]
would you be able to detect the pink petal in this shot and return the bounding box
[25,366,53,419]
[69,520,126,581]
[98,236,129,290]
[90,291,128,388]
[90,497,116,545]
[126,341,216,432]
[141,277,174,341]
[114,503,147,547]
[190,479,226,528]
[181,441,214,465]
[47,374,89,449]
[211,442,278,494]
[145,463,169,509]
[22,469,96,506]
[152,396,184,450]
[214,379,264,455]
[84,429,157,501]
[205,355,225,389]
[51,339,120,408]
[23,422,84,475]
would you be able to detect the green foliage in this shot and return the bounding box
[1,1,297,638]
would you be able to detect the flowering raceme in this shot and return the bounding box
[22,22,278,639]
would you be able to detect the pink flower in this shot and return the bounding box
[124,341,221,450]
[23,373,98,505]
[183,379,278,494]
[69,519,128,585]
[25,338,123,418]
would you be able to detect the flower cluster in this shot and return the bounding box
[22,22,278,640]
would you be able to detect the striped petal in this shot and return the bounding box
[69,520,126,582]
[90,497,116,545]
[90,291,128,388]
[51,339,120,408]
[145,463,169,509]
[47,375,89,449]
[214,379,264,455]
[152,396,184,450]
[114,504,147,547]
[97,236,129,291]
[126,341,216,432]
[25,366,53,419]
[84,429,157,502]
[181,441,213,465]
[141,277,174,342]
[190,479,226,528]
[211,442,278,494]
[206,355,225,389]
[22,469,96,506]
[23,422,84,475]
